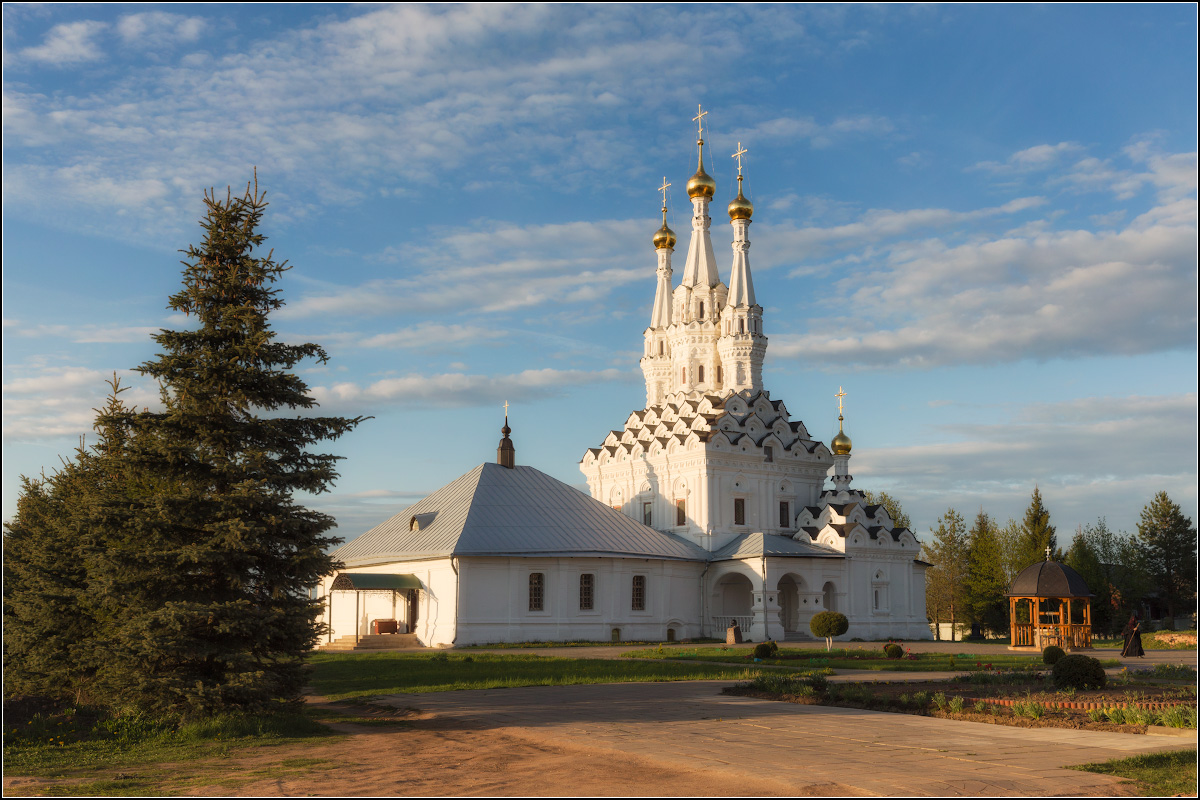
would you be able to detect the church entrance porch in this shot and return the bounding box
[776,572,821,640]
[710,573,754,634]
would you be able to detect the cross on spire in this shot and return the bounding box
[658,177,671,208]
[1045,546,1052,561]
[503,400,510,418]
[693,103,707,140]
[732,142,748,176]
[835,386,847,416]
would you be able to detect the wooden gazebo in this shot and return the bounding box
[1007,558,1094,650]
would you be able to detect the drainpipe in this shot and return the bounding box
[451,556,460,645]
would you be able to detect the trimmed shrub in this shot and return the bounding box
[753,642,775,659]
[883,643,904,659]
[1042,645,1065,665]
[810,611,849,651]
[1052,654,1107,690]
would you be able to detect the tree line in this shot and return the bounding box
[921,486,1197,640]
[4,178,364,718]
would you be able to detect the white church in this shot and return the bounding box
[317,115,931,648]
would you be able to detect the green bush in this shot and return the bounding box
[1053,654,1107,690]
[753,642,774,659]
[883,643,903,659]
[810,612,849,650]
[1042,645,1066,665]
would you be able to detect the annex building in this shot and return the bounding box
[317,116,931,648]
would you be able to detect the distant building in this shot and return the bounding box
[317,115,931,647]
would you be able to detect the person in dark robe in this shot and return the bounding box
[1121,611,1145,658]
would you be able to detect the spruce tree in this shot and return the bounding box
[91,177,364,717]
[1136,492,1197,628]
[1017,486,1059,569]
[923,508,968,641]
[964,509,1008,634]
[4,381,134,703]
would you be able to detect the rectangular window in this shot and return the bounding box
[779,501,790,528]
[734,498,746,526]
[717,365,723,384]
[642,502,652,526]
[698,365,705,383]
[529,572,544,612]
[764,445,774,462]
[579,573,594,611]
[676,498,686,526]
[632,575,646,611]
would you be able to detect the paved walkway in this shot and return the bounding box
[382,681,1196,796]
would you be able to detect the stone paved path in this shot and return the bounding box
[381,681,1197,797]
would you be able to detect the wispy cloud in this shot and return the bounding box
[971,142,1082,173]
[115,12,205,47]
[17,20,107,65]
[310,367,633,411]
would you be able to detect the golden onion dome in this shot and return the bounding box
[652,208,676,249]
[728,177,753,220]
[687,141,717,199]
[831,417,852,455]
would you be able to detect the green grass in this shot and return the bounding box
[620,646,1114,672]
[4,707,333,793]
[461,638,722,649]
[1070,749,1197,796]
[307,651,766,700]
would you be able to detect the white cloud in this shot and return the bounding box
[852,393,1197,535]
[284,218,648,319]
[971,142,1082,173]
[18,21,107,65]
[8,323,162,343]
[115,12,205,46]
[358,323,506,349]
[310,367,632,410]
[2,366,159,441]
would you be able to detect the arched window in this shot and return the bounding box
[717,365,723,384]
[698,301,705,318]
[676,498,686,526]
[739,319,745,334]
[658,341,663,355]
[698,365,705,383]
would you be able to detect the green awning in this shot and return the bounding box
[331,573,422,591]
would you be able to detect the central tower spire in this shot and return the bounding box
[679,104,720,291]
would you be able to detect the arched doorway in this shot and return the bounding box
[822,581,836,613]
[712,573,754,630]
[777,574,802,632]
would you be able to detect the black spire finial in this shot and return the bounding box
[497,402,515,469]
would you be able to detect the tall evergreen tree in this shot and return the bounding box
[964,509,1008,634]
[1016,486,1059,569]
[995,518,1027,584]
[1136,492,1197,628]
[923,508,968,641]
[90,177,364,717]
[862,491,912,531]
[4,381,134,702]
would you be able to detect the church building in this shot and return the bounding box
[317,113,931,648]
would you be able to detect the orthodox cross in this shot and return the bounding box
[1045,546,1052,561]
[693,104,708,139]
[503,400,510,420]
[732,142,748,176]
[658,177,671,208]
[835,386,847,415]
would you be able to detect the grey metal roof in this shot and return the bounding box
[333,463,710,565]
[711,532,844,561]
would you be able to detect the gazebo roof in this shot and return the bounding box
[1007,560,1093,598]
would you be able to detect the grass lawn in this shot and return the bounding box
[1070,749,1197,796]
[3,708,334,795]
[307,651,766,700]
[620,646,1115,672]
[461,638,723,649]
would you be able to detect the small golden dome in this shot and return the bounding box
[653,208,676,250]
[687,140,716,199]
[728,177,753,220]
[831,416,852,455]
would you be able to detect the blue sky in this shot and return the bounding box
[3,4,1196,545]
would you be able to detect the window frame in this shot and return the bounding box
[528,572,545,613]
[579,573,595,612]
[631,574,646,612]
[734,497,746,526]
